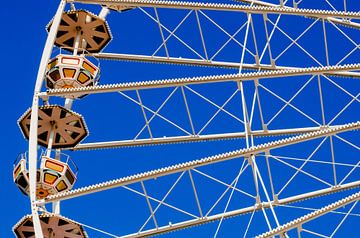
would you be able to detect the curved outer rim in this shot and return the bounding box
[28,0,67,237]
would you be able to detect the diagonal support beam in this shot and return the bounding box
[69,0,360,19]
[64,182,360,238]
[90,53,360,79]
[43,63,360,97]
[73,125,355,150]
[236,0,360,29]
[40,121,359,203]
[67,129,289,150]
[118,185,360,238]
[256,191,360,238]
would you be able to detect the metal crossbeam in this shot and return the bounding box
[62,182,360,238]
[91,53,360,79]
[256,191,360,238]
[43,63,360,97]
[120,185,360,237]
[236,0,360,29]
[40,121,359,203]
[70,0,360,19]
[73,126,349,150]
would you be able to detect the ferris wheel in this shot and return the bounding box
[12,0,360,237]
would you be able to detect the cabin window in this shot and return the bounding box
[63,68,76,78]
[56,180,68,192]
[44,172,58,185]
[77,72,90,83]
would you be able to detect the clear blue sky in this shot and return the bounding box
[1,0,359,237]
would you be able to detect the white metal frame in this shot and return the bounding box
[28,0,67,236]
[25,0,360,237]
[40,121,359,203]
[256,191,360,238]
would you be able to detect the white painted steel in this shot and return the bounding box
[24,0,359,236]
[256,191,360,238]
[44,63,360,97]
[98,6,110,19]
[90,53,360,78]
[28,0,67,237]
[112,182,360,238]
[72,125,333,150]
[237,0,360,29]
[69,0,360,19]
[41,121,359,203]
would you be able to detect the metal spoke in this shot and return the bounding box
[140,8,205,59]
[195,10,209,60]
[140,181,158,228]
[256,191,360,238]
[327,93,360,125]
[193,168,256,199]
[197,89,243,135]
[136,90,153,139]
[277,137,329,196]
[119,89,193,137]
[138,172,187,232]
[271,155,333,187]
[259,83,322,126]
[279,204,360,217]
[185,86,244,124]
[274,19,319,62]
[259,154,360,169]
[267,18,324,66]
[198,10,255,60]
[181,86,196,135]
[153,7,170,57]
[266,75,315,126]
[330,201,358,237]
[188,170,203,217]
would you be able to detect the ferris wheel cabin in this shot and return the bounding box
[46,54,100,98]
[13,153,78,199]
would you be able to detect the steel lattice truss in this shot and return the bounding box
[26,0,360,237]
